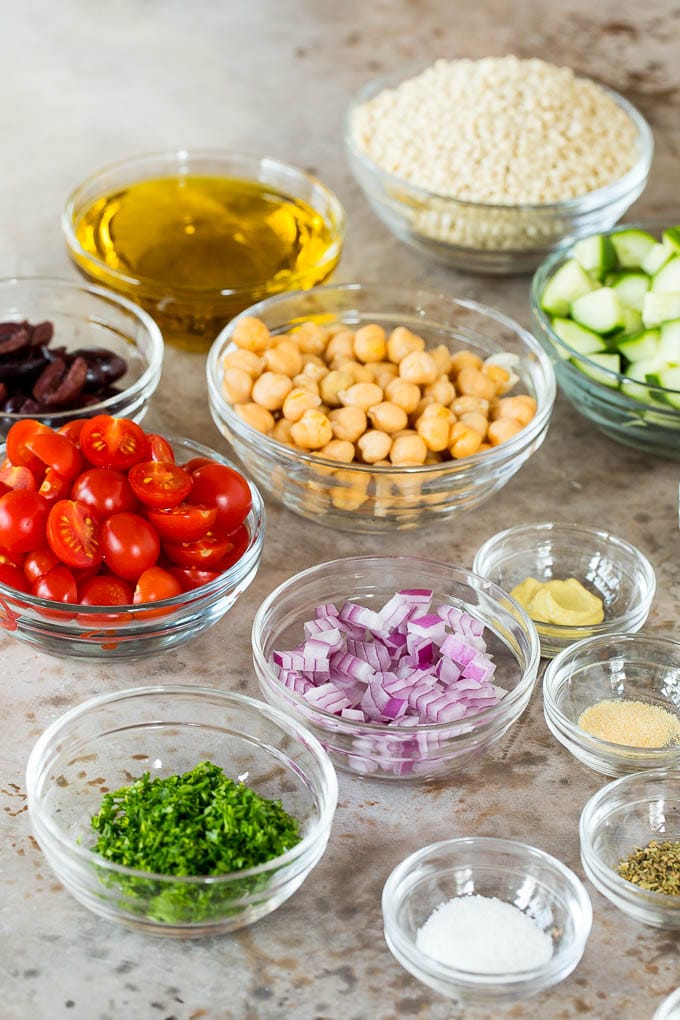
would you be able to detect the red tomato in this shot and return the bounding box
[213,524,249,571]
[24,547,60,584]
[0,462,39,491]
[71,468,138,518]
[182,456,214,474]
[5,419,50,475]
[100,512,160,581]
[38,468,71,503]
[188,463,252,533]
[168,566,220,592]
[78,575,134,606]
[147,434,175,462]
[57,419,88,445]
[46,500,103,570]
[79,416,148,471]
[0,562,30,593]
[32,565,78,603]
[0,490,49,553]
[0,548,23,570]
[128,461,193,509]
[27,431,82,479]
[145,504,217,542]
[163,529,231,569]
[133,566,182,604]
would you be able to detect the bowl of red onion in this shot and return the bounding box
[251,555,540,782]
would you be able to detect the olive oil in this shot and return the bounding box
[72,176,341,350]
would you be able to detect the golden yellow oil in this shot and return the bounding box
[72,176,341,350]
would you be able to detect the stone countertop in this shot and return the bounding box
[2,2,680,1018]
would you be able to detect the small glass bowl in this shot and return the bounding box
[207,282,555,533]
[544,633,680,777]
[63,150,345,351]
[0,435,264,660]
[654,987,680,1020]
[251,555,540,782]
[0,277,163,437]
[382,837,592,1008]
[346,67,652,274]
[26,686,338,937]
[532,224,680,460]
[580,769,680,928]
[472,522,655,659]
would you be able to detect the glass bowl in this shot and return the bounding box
[544,634,680,777]
[472,522,655,659]
[25,685,338,937]
[207,283,555,533]
[580,769,680,928]
[346,66,652,274]
[251,555,540,782]
[0,277,163,438]
[63,150,345,352]
[382,837,592,1007]
[0,435,264,660]
[654,987,680,1019]
[532,223,680,460]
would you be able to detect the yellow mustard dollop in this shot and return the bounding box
[510,576,605,627]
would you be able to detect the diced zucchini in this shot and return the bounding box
[551,317,607,358]
[620,307,643,336]
[540,259,595,317]
[610,271,651,312]
[610,228,657,269]
[642,292,680,327]
[616,329,660,363]
[656,367,680,408]
[621,360,658,403]
[662,227,680,254]
[658,319,680,364]
[572,234,616,280]
[572,352,621,388]
[651,255,680,294]
[641,242,674,276]
[571,288,625,336]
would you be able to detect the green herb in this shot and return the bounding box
[617,839,680,896]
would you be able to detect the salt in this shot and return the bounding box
[416,894,553,974]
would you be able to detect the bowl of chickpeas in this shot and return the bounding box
[206,284,556,531]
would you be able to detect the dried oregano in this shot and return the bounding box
[617,840,680,896]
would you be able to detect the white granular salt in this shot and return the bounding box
[416,894,554,973]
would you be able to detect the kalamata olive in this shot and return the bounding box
[30,322,54,346]
[0,324,31,356]
[3,394,28,413]
[72,347,127,388]
[33,356,89,408]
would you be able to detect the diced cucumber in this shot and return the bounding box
[620,358,663,403]
[572,234,616,280]
[540,259,595,317]
[656,367,680,408]
[610,228,657,269]
[621,307,643,336]
[551,317,607,358]
[571,288,625,336]
[662,227,680,254]
[572,352,621,388]
[610,271,651,312]
[642,292,680,327]
[658,319,680,363]
[641,242,674,276]
[651,255,680,294]
[616,329,660,363]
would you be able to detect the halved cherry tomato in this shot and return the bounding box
[71,468,138,518]
[79,416,148,471]
[46,500,102,570]
[5,420,50,475]
[128,461,193,509]
[38,468,71,503]
[163,529,231,569]
[0,548,23,570]
[58,419,88,445]
[213,524,250,571]
[27,431,82,479]
[133,566,182,604]
[0,462,39,491]
[0,562,30,593]
[189,463,252,533]
[78,575,134,606]
[24,547,60,584]
[100,512,160,580]
[32,565,78,603]
[167,566,221,592]
[0,490,49,554]
[147,434,175,462]
[145,504,217,542]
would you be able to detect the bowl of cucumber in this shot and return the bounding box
[532,223,680,459]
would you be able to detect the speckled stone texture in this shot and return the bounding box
[2,2,680,1018]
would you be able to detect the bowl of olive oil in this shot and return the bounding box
[63,150,345,351]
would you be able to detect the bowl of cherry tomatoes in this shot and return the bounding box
[0,415,264,658]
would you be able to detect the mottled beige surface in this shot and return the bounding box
[2,2,680,1018]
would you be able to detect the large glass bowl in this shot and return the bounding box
[251,555,540,782]
[63,150,345,351]
[0,277,163,437]
[382,837,592,1007]
[207,283,555,533]
[26,686,338,937]
[346,67,652,274]
[0,435,264,660]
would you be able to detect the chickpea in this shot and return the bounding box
[318,439,355,463]
[337,360,374,384]
[329,405,367,443]
[410,396,436,423]
[423,375,456,406]
[455,367,497,402]
[371,361,399,391]
[430,344,453,376]
[417,402,456,425]
[222,348,264,377]
[491,395,537,427]
[459,411,489,439]
[415,407,452,452]
[487,418,525,446]
[353,324,387,364]
[263,339,303,377]
[450,350,483,375]
[232,316,271,353]
[251,371,293,411]
[478,442,492,453]
[357,429,392,463]
[367,401,408,434]
[398,350,438,386]
[449,421,483,459]
[302,361,329,384]
[330,476,369,511]
[386,326,426,364]
[291,374,320,396]
[290,409,333,450]
[301,352,325,368]
[325,330,355,363]
[339,381,384,411]
[272,418,295,445]
[222,367,253,404]
[483,362,512,395]
[282,387,322,422]
[234,402,275,434]
[294,321,328,355]
[390,434,428,466]
[320,370,353,407]
[451,395,490,417]
[384,378,421,415]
